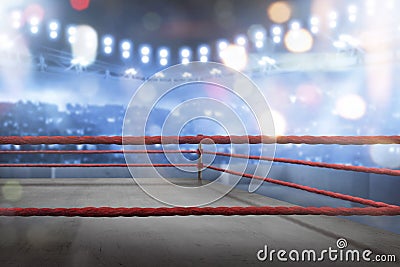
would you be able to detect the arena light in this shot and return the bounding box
[48,21,59,40]
[272,25,282,36]
[102,35,114,55]
[249,25,266,49]
[159,47,169,58]
[67,25,77,44]
[199,45,209,55]
[198,45,209,62]
[11,10,22,29]
[218,40,228,50]
[160,58,168,66]
[329,11,337,29]
[103,36,113,46]
[217,39,228,58]
[290,21,301,30]
[122,51,130,59]
[309,16,319,34]
[284,28,314,53]
[140,45,151,64]
[220,44,248,71]
[180,47,191,65]
[49,31,58,39]
[141,55,150,64]
[200,56,208,62]
[273,36,281,44]
[30,26,39,34]
[348,4,357,22]
[235,35,247,46]
[120,40,132,59]
[180,48,190,58]
[49,21,58,31]
[140,45,151,56]
[255,41,264,48]
[70,25,98,67]
[121,40,131,51]
[159,47,169,66]
[104,46,112,54]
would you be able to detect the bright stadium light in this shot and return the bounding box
[67,26,76,36]
[182,58,190,65]
[159,48,169,58]
[49,31,58,39]
[49,21,59,31]
[272,25,282,36]
[29,16,39,26]
[141,55,150,63]
[104,46,112,54]
[30,26,39,34]
[235,35,247,46]
[159,47,169,66]
[121,41,131,51]
[122,51,130,59]
[199,45,209,55]
[273,36,281,43]
[181,48,191,58]
[200,56,208,62]
[141,45,151,55]
[160,57,168,66]
[290,21,301,30]
[255,40,264,48]
[217,40,228,51]
[103,36,113,46]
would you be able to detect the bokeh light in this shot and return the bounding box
[296,84,322,106]
[284,28,314,53]
[369,145,400,168]
[267,1,292,23]
[70,25,98,67]
[335,94,366,120]
[70,0,91,11]
[2,180,22,202]
[220,44,247,71]
[271,110,286,136]
[24,3,45,23]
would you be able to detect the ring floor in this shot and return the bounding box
[0,178,398,267]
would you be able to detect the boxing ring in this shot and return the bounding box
[0,135,399,217]
[0,135,399,266]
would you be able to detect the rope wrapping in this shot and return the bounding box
[1,135,400,145]
[0,206,399,217]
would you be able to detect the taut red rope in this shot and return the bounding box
[203,151,400,176]
[1,135,399,217]
[0,163,196,168]
[206,165,396,208]
[1,135,399,145]
[0,149,197,154]
[0,206,399,217]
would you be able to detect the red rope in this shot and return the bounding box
[203,151,400,176]
[0,135,399,145]
[0,206,398,217]
[206,165,396,208]
[0,163,196,168]
[0,149,196,154]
